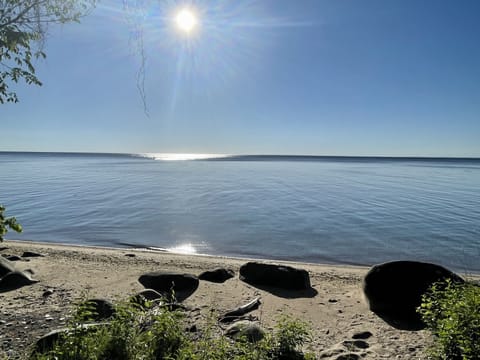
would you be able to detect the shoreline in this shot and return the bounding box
[0,239,435,359]
[7,239,371,272]
[10,239,479,277]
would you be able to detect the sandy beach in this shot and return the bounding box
[0,240,434,359]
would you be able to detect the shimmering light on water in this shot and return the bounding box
[141,153,230,161]
[166,243,197,254]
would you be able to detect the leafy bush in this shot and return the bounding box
[31,300,316,360]
[0,205,22,242]
[31,300,187,360]
[418,279,480,360]
[271,315,313,359]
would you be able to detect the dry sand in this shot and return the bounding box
[1,241,433,359]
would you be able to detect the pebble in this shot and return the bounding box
[42,289,54,297]
[352,331,373,340]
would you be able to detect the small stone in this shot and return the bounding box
[336,354,360,360]
[328,298,338,303]
[42,289,54,297]
[124,253,136,257]
[186,324,197,332]
[225,321,265,343]
[342,340,370,350]
[21,251,45,258]
[352,331,373,340]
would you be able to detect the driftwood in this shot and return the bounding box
[219,297,261,323]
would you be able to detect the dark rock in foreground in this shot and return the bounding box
[34,323,105,354]
[363,260,464,330]
[199,268,235,283]
[239,262,311,290]
[6,255,22,262]
[0,270,38,292]
[21,251,45,258]
[0,256,16,277]
[138,272,199,302]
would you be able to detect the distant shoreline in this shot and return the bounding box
[1,150,479,161]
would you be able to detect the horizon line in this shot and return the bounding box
[1,150,479,161]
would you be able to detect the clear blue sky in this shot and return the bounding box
[1,0,479,157]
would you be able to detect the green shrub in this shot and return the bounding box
[418,279,480,360]
[31,300,316,360]
[0,205,22,242]
[271,315,313,359]
[31,300,187,360]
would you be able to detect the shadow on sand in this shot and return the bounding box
[241,281,318,299]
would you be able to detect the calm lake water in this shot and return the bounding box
[1,152,479,273]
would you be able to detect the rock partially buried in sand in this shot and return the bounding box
[138,272,199,302]
[239,262,311,290]
[0,256,16,277]
[130,289,164,309]
[363,260,464,330]
[133,288,164,301]
[199,268,235,283]
[225,320,265,343]
[21,251,45,258]
[34,323,106,354]
[0,270,38,292]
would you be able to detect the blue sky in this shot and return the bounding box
[1,0,479,156]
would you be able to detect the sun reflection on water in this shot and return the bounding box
[141,153,231,161]
[166,243,197,254]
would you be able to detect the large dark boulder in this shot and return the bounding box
[0,256,16,277]
[0,270,38,292]
[363,260,464,330]
[138,272,199,302]
[239,262,311,290]
[199,268,235,283]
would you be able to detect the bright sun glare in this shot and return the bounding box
[175,8,198,34]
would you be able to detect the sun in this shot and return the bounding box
[175,8,198,34]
